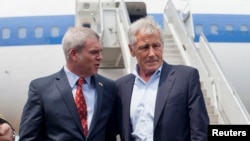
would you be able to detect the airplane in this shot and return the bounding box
[188,0,250,122]
[1,0,250,137]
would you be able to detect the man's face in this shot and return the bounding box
[76,37,103,77]
[129,31,163,76]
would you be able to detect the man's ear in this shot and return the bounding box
[69,48,78,61]
[129,44,135,57]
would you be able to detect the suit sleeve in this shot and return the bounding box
[188,68,210,141]
[104,78,117,141]
[19,80,44,141]
[105,104,117,141]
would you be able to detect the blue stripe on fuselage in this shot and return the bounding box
[193,14,250,42]
[1,14,250,47]
[0,15,74,46]
[0,14,164,47]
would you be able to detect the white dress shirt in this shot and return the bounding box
[64,66,96,129]
[130,65,162,141]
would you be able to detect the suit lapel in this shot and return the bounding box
[87,75,103,138]
[154,62,175,130]
[55,69,84,135]
[122,74,135,139]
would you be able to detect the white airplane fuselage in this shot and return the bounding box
[1,0,250,134]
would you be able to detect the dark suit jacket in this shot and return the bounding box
[19,68,116,141]
[115,61,209,141]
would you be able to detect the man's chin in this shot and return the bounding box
[93,69,98,74]
[147,64,160,70]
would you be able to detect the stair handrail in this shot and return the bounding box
[198,33,250,124]
[116,0,133,73]
[164,0,250,124]
[163,0,216,109]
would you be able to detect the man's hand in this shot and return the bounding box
[0,123,15,141]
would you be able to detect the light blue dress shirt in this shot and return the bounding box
[64,66,96,130]
[130,65,162,141]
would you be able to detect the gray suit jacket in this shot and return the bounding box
[115,61,209,141]
[19,68,116,141]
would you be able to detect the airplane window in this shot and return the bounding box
[195,24,203,35]
[51,26,60,37]
[35,27,44,38]
[240,24,248,35]
[225,24,234,34]
[2,28,10,39]
[210,24,219,35]
[18,27,27,39]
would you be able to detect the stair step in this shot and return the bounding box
[164,48,180,54]
[164,55,183,60]
[202,89,207,97]
[165,44,178,48]
[206,105,215,114]
[204,96,210,105]
[166,60,185,65]
[164,34,174,39]
[209,114,219,124]
[163,33,219,124]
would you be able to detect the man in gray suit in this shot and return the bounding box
[115,16,209,141]
[19,27,116,141]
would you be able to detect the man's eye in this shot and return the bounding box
[90,51,97,54]
[90,50,102,55]
[153,43,162,47]
[139,44,149,50]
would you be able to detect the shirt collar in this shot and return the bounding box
[132,63,163,79]
[64,66,91,88]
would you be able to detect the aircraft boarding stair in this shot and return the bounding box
[164,0,250,124]
[76,0,133,80]
[164,34,218,124]
[75,0,250,130]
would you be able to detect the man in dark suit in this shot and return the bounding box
[115,16,209,141]
[19,27,116,141]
